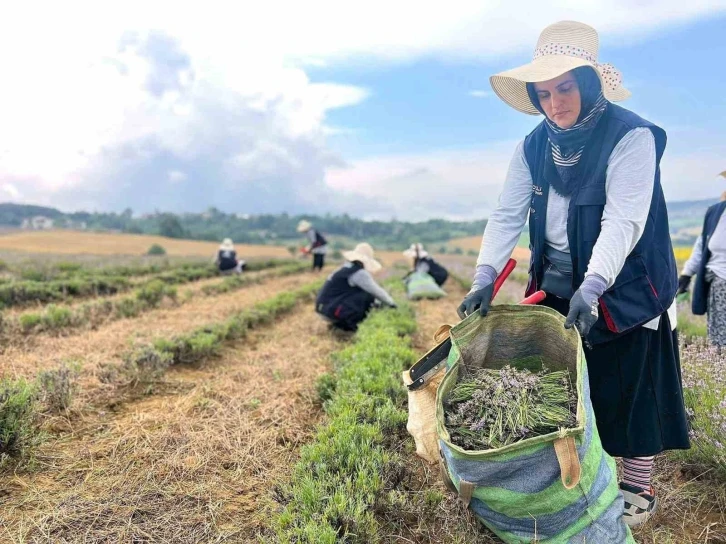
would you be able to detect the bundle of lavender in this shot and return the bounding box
[444,363,577,450]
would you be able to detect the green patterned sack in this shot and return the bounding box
[437,305,634,543]
[405,271,446,300]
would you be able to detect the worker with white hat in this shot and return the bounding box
[214,238,245,274]
[677,172,726,348]
[402,243,448,286]
[315,242,396,331]
[459,21,688,526]
[297,220,328,271]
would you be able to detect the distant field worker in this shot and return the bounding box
[214,238,245,274]
[677,187,726,347]
[459,21,689,526]
[403,243,449,286]
[316,242,396,331]
[297,220,328,271]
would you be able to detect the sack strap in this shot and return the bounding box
[439,450,474,506]
[433,324,452,343]
[458,479,475,507]
[553,436,581,490]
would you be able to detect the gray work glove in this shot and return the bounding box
[565,275,607,338]
[457,265,497,319]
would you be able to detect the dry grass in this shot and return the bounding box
[0,305,345,543]
[0,272,319,385]
[632,458,726,543]
[0,230,289,258]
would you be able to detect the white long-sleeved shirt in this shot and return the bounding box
[349,268,395,307]
[682,211,726,281]
[307,229,328,255]
[476,127,676,331]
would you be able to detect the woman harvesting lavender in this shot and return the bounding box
[458,21,689,527]
[678,187,726,348]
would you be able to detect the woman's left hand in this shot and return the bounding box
[565,289,599,337]
[565,275,608,337]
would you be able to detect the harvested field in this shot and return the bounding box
[1,242,723,544]
[0,272,319,383]
[0,230,290,258]
[0,304,345,543]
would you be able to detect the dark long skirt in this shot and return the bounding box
[313,253,325,271]
[542,295,691,458]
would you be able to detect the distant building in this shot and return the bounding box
[21,216,55,230]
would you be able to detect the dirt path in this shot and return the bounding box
[0,303,345,543]
[0,272,320,383]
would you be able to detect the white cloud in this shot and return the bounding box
[325,141,519,220]
[326,141,726,221]
[661,148,726,202]
[469,90,493,99]
[0,0,723,214]
[1,184,21,199]
[168,170,187,183]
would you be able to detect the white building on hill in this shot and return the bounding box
[21,216,55,230]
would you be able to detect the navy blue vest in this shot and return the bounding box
[217,249,237,271]
[524,104,677,345]
[692,201,726,315]
[312,229,327,248]
[418,257,449,286]
[315,261,372,317]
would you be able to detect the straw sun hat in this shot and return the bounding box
[490,20,631,115]
[402,243,429,260]
[297,220,312,233]
[220,238,234,251]
[343,242,382,274]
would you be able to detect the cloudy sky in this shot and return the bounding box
[1,1,725,220]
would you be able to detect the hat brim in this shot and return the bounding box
[220,244,234,251]
[402,249,429,259]
[490,56,631,115]
[343,251,382,273]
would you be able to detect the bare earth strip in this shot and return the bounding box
[0,272,319,383]
[0,303,344,543]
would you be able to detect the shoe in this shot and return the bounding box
[620,482,657,527]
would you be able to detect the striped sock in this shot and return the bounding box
[622,456,655,491]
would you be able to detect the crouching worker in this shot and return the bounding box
[297,220,328,271]
[214,238,245,274]
[316,243,396,331]
[403,243,448,286]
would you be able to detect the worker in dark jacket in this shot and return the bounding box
[458,21,688,527]
[297,220,328,271]
[403,243,449,286]
[316,242,396,331]
[677,187,726,348]
[214,238,245,274]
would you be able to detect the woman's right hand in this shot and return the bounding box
[457,283,495,319]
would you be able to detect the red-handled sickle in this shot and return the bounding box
[490,258,546,306]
